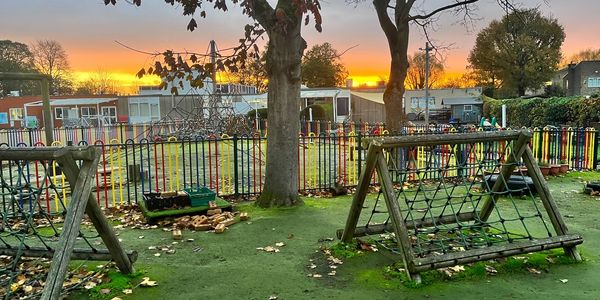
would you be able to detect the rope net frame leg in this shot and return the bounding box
[0,146,137,300]
[339,130,582,281]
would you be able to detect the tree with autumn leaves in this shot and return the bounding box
[104,0,322,207]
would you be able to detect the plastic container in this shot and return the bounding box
[184,187,216,207]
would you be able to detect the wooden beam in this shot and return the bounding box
[40,78,53,145]
[336,211,477,239]
[412,234,583,272]
[479,131,532,221]
[0,247,138,262]
[56,151,136,275]
[522,145,582,261]
[42,152,99,300]
[363,130,523,148]
[341,144,381,243]
[376,153,419,281]
[0,146,96,161]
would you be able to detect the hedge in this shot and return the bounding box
[483,96,600,128]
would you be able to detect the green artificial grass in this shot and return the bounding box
[67,172,600,300]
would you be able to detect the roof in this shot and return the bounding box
[441,97,482,105]
[350,91,384,104]
[26,97,117,106]
[300,88,349,98]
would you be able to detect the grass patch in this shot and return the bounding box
[383,249,582,288]
[329,242,363,259]
[89,269,144,300]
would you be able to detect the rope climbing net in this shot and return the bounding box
[340,130,582,281]
[0,147,136,299]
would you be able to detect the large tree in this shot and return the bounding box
[301,42,348,87]
[405,51,444,90]
[105,0,322,207]
[359,0,518,131]
[468,9,564,97]
[30,40,74,95]
[0,40,38,96]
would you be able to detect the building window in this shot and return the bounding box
[80,107,97,119]
[54,107,68,119]
[588,77,600,88]
[336,97,349,116]
[101,106,117,125]
[9,108,24,121]
[464,105,473,112]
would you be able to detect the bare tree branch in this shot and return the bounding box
[409,0,480,21]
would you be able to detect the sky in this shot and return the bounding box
[1,0,600,88]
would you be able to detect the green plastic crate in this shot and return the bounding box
[184,187,216,207]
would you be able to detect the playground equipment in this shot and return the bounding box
[339,130,582,282]
[0,146,136,299]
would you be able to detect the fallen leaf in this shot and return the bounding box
[123,289,133,294]
[528,268,541,275]
[269,296,278,300]
[100,288,111,294]
[138,236,144,239]
[560,279,568,283]
[328,271,336,276]
[154,253,161,257]
[275,242,286,247]
[84,282,97,289]
[312,274,322,278]
[485,265,498,275]
[140,277,158,287]
[450,265,465,272]
[23,285,33,294]
[111,298,123,300]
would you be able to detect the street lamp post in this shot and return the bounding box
[420,42,434,127]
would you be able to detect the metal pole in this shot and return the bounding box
[423,42,432,127]
[41,78,54,145]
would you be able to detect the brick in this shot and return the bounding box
[219,218,237,227]
[193,223,212,231]
[214,223,226,233]
[208,201,218,209]
[212,215,226,225]
[239,212,249,221]
[172,229,182,240]
[207,208,222,216]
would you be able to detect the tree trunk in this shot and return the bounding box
[383,23,410,133]
[256,18,305,207]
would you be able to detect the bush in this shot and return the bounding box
[246,108,268,119]
[483,96,600,127]
[300,103,333,121]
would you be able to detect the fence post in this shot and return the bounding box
[357,131,362,176]
[233,134,239,196]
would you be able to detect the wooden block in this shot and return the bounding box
[193,223,212,231]
[172,229,182,240]
[219,218,237,227]
[208,201,218,209]
[239,212,249,221]
[214,223,226,234]
[207,208,222,216]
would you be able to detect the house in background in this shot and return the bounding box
[349,87,483,124]
[0,95,119,129]
[560,61,600,96]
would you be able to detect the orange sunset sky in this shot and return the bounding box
[2,0,600,90]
